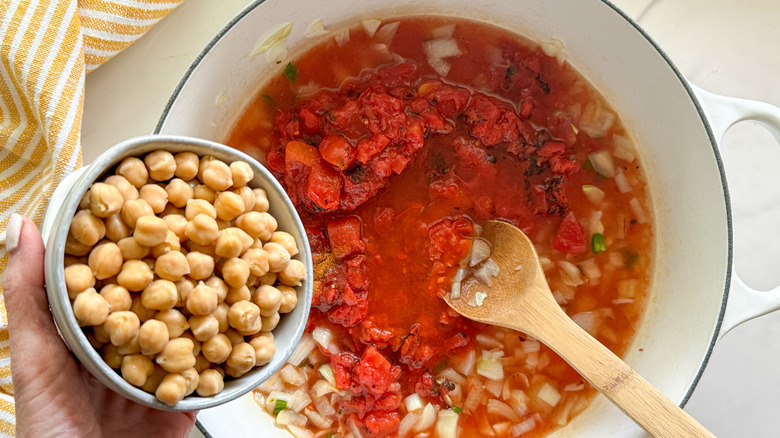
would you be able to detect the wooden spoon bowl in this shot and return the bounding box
[444,220,715,438]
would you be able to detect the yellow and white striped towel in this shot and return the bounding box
[0,0,184,434]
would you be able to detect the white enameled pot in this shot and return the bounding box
[154,0,780,435]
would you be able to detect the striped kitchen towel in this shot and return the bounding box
[0,0,184,434]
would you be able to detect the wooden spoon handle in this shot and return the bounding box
[527,306,715,438]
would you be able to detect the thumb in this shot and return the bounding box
[4,214,75,386]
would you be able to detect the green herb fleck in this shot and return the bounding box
[298,358,311,368]
[592,233,606,254]
[273,399,287,414]
[433,360,449,374]
[583,159,592,170]
[452,406,463,414]
[261,94,275,104]
[626,251,640,268]
[284,62,298,82]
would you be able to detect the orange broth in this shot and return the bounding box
[228,16,652,438]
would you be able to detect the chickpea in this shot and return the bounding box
[116,157,149,188]
[117,260,154,292]
[156,338,197,373]
[65,233,93,256]
[117,335,142,355]
[214,191,244,222]
[241,248,270,277]
[229,161,254,188]
[99,284,132,313]
[226,285,251,306]
[261,312,280,332]
[186,251,214,280]
[213,302,230,333]
[133,215,168,247]
[234,186,255,213]
[93,324,111,343]
[181,367,200,396]
[185,214,219,246]
[79,190,91,209]
[186,241,216,258]
[116,236,150,260]
[201,159,233,191]
[215,227,252,259]
[228,300,262,336]
[141,365,168,393]
[70,209,106,246]
[121,199,154,228]
[144,150,176,182]
[156,373,188,406]
[162,214,188,242]
[160,204,185,217]
[205,276,229,303]
[88,242,123,280]
[193,184,216,203]
[104,213,132,242]
[127,296,155,324]
[142,279,178,311]
[151,230,181,258]
[89,182,124,218]
[200,333,231,364]
[279,259,306,287]
[104,175,139,202]
[174,152,199,180]
[252,188,270,213]
[197,155,216,181]
[64,255,86,267]
[139,184,169,214]
[180,332,202,356]
[249,334,275,365]
[222,258,250,289]
[86,332,104,350]
[122,354,154,387]
[64,263,95,299]
[184,199,216,221]
[102,343,124,369]
[176,277,196,308]
[186,282,218,316]
[105,311,140,346]
[73,289,109,326]
[189,314,220,342]
[226,342,256,375]
[235,212,276,241]
[196,369,225,397]
[138,319,170,356]
[270,231,299,257]
[264,242,291,273]
[194,355,211,373]
[165,178,194,208]
[258,271,277,286]
[154,250,190,282]
[253,284,282,317]
[155,309,190,338]
[278,285,298,313]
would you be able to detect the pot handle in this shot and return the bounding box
[690,84,780,337]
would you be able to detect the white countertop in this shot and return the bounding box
[81,1,780,436]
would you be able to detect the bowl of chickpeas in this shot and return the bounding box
[41,134,313,411]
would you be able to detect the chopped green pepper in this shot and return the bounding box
[591,233,606,253]
[273,399,287,414]
[452,405,463,414]
[284,62,298,82]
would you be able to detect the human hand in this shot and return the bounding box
[3,214,197,438]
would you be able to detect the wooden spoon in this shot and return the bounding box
[444,220,715,438]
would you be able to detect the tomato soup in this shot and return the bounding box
[228,16,652,438]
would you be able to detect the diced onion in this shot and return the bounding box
[414,403,437,432]
[612,298,635,305]
[440,367,467,386]
[349,416,366,438]
[470,239,491,266]
[540,38,565,64]
[312,379,337,398]
[510,417,536,436]
[588,210,604,235]
[318,364,336,387]
[587,150,615,177]
[436,409,459,438]
[405,393,425,413]
[312,326,333,350]
[617,279,639,299]
[485,379,503,397]
[580,102,615,139]
[450,280,462,299]
[427,57,451,77]
[582,185,605,204]
[375,21,400,44]
[488,399,521,422]
[304,407,332,429]
[314,394,336,417]
[288,390,312,413]
[288,334,315,366]
[483,258,501,277]
[423,38,462,59]
[276,409,307,426]
[564,382,586,391]
[522,339,541,354]
[476,334,503,350]
[557,260,583,287]
[264,40,288,64]
[614,171,632,193]
[286,425,314,438]
[537,382,562,407]
[280,364,307,386]
[468,291,488,307]
[362,18,382,37]
[398,412,419,437]
[305,19,329,38]
[452,349,476,376]
[613,134,636,162]
[476,350,505,381]
[578,258,601,282]
[252,22,293,56]
[571,312,599,336]
[431,23,456,39]
[629,198,649,224]
[334,30,350,47]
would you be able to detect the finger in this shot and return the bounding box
[4,215,74,383]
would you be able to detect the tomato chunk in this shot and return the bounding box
[319,135,357,170]
[552,211,586,254]
[285,140,342,211]
[327,216,366,260]
[354,346,395,396]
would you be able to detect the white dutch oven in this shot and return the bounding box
[155,0,780,436]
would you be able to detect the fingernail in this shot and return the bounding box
[6,213,23,253]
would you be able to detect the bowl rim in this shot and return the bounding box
[153,0,733,431]
[43,134,313,411]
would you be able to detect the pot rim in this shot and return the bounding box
[153,0,733,429]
